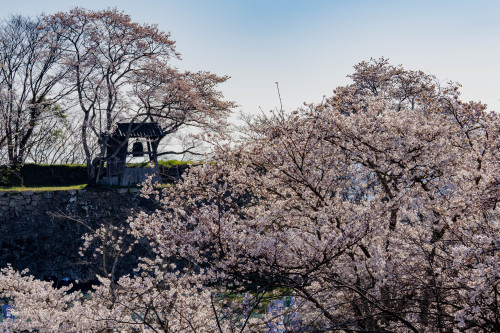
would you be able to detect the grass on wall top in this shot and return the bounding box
[0,184,88,192]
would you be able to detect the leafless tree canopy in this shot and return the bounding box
[0,9,233,182]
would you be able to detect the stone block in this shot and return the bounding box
[87,191,99,198]
[0,187,158,282]
[21,191,35,196]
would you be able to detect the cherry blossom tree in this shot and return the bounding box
[44,8,233,184]
[1,59,498,332]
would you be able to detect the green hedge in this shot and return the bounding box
[0,160,194,187]
[0,167,23,187]
[126,160,193,168]
[0,164,87,187]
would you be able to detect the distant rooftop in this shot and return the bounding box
[113,122,165,138]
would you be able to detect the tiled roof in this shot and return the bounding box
[114,122,165,138]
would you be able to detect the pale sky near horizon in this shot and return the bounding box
[1,0,499,115]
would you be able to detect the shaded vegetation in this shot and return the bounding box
[0,160,194,188]
[0,164,87,187]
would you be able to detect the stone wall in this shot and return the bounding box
[0,188,159,283]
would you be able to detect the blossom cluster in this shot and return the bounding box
[1,59,498,332]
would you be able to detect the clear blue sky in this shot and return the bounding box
[2,0,499,114]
